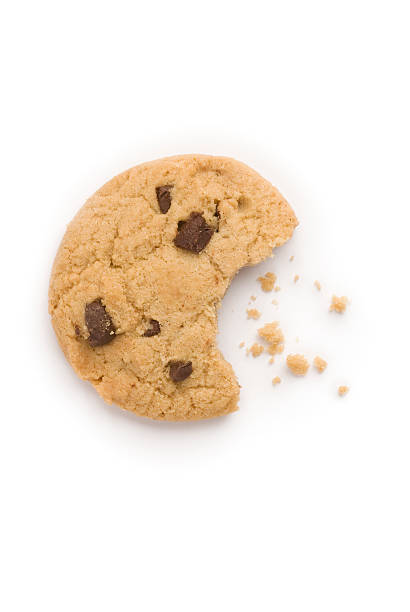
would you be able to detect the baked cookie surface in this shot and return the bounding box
[49,155,297,420]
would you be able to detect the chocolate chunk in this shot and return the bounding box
[174,212,214,253]
[156,185,173,214]
[74,325,81,337]
[84,299,116,347]
[143,319,161,337]
[169,360,193,382]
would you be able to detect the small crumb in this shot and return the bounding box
[313,356,327,373]
[330,295,349,313]
[338,385,349,396]
[247,343,264,357]
[272,299,278,305]
[289,256,294,262]
[314,280,321,291]
[294,274,300,283]
[269,357,274,364]
[247,308,261,320]
[286,354,309,376]
[258,321,284,355]
[239,342,245,348]
[272,376,281,386]
[257,272,277,292]
[274,286,281,292]
[250,295,256,301]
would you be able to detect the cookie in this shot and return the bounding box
[49,155,297,420]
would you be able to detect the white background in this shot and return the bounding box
[1,1,409,610]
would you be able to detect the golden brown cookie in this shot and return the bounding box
[49,155,297,420]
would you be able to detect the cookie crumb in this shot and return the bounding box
[272,376,281,385]
[338,385,349,396]
[272,299,278,305]
[269,357,274,364]
[239,342,245,348]
[274,286,281,292]
[313,356,327,373]
[257,272,277,292]
[286,354,309,376]
[247,343,264,357]
[294,274,300,283]
[250,295,256,301]
[247,308,261,320]
[258,321,284,355]
[314,280,321,291]
[289,256,294,262]
[330,295,348,313]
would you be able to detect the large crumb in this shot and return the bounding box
[258,322,284,355]
[286,354,309,376]
[330,295,348,313]
[313,356,327,372]
[257,272,277,292]
[338,385,349,396]
[247,343,264,357]
[294,274,300,283]
[247,308,261,320]
[314,280,321,291]
[272,376,281,385]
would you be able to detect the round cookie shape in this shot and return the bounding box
[49,155,297,420]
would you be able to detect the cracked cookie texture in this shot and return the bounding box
[49,155,297,420]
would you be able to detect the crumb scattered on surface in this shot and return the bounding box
[314,280,321,291]
[239,342,245,348]
[294,274,300,283]
[313,356,327,373]
[272,376,281,385]
[272,299,278,305]
[247,343,264,357]
[258,321,284,355]
[269,357,274,364]
[247,308,261,320]
[274,286,281,292]
[289,256,294,262]
[250,295,256,301]
[338,385,349,396]
[286,354,309,376]
[330,295,348,313]
[257,272,277,292]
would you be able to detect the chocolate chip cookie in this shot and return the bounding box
[49,155,297,420]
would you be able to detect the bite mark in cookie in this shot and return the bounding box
[156,185,173,213]
[174,212,214,253]
[169,360,193,382]
[84,299,116,347]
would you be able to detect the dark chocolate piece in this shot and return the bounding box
[156,185,173,214]
[84,299,116,347]
[143,319,161,337]
[174,212,214,253]
[169,360,193,382]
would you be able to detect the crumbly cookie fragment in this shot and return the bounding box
[330,295,348,313]
[258,321,284,355]
[257,272,277,292]
[294,274,299,283]
[247,308,261,320]
[49,154,297,420]
[247,343,264,357]
[286,354,309,376]
[272,376,281,385]
[338,385,349,396]
[313,356,327,372]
